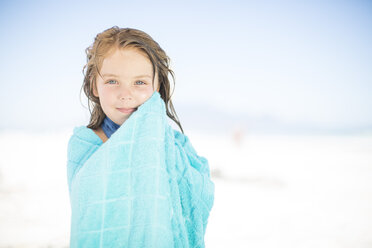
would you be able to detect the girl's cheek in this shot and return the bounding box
[136,88,153,99]
[100,88,116,103]
[136,86,153,94]
[137,91,151,98]
[100,86,113,95]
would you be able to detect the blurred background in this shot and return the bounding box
[0,0,371,247]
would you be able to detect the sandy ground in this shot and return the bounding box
[0,129,371,247]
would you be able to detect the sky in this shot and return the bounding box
[0,0,371,132]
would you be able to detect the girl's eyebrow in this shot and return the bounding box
[102,73,152,79]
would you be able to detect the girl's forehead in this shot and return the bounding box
[105,46,148,58]
[99,46,156,77]
[102,47,152,67]
[103,46,147,61]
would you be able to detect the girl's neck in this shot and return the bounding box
[92,127,108,143]
[101,116,120,139]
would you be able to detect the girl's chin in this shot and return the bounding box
[118,115,133,125]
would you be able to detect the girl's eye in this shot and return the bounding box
[105,80,146,85]
[107,80,117,84]
[135,81,146,85]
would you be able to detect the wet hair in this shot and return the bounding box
[81,26,184,133]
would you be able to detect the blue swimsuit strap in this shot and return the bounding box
[101,116,120,138]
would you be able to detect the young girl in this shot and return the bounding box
[66,26,215,247]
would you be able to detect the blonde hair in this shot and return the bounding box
[81,26,184,134]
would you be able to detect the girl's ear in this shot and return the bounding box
[156,83,160,92]
[92,81,99,97]
[154,71,160,92]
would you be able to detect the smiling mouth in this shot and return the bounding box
[117,108,137,114]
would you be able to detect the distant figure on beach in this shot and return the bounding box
[232,124,245,148]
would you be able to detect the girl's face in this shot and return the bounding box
[93,47,159,126]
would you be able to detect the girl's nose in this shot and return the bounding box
[118,84,133,100]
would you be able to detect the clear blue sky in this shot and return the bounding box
[0,0,371,131]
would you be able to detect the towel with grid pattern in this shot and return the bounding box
[66,91,215,247]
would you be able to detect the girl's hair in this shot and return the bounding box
[81,26,184,134]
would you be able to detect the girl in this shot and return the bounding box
[66,26,215,247]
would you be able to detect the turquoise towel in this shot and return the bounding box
[66,91,215,247]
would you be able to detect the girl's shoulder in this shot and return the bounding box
[172,128,187,144]
[172,128,197,154]
[70,126,102,144]
[171,128,210,175]
[67,125,103,164]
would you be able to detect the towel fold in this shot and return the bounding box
[66,91,215,247]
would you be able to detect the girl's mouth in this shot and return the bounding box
[117,108,137,114]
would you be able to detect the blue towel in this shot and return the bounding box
[66,91,215,247]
